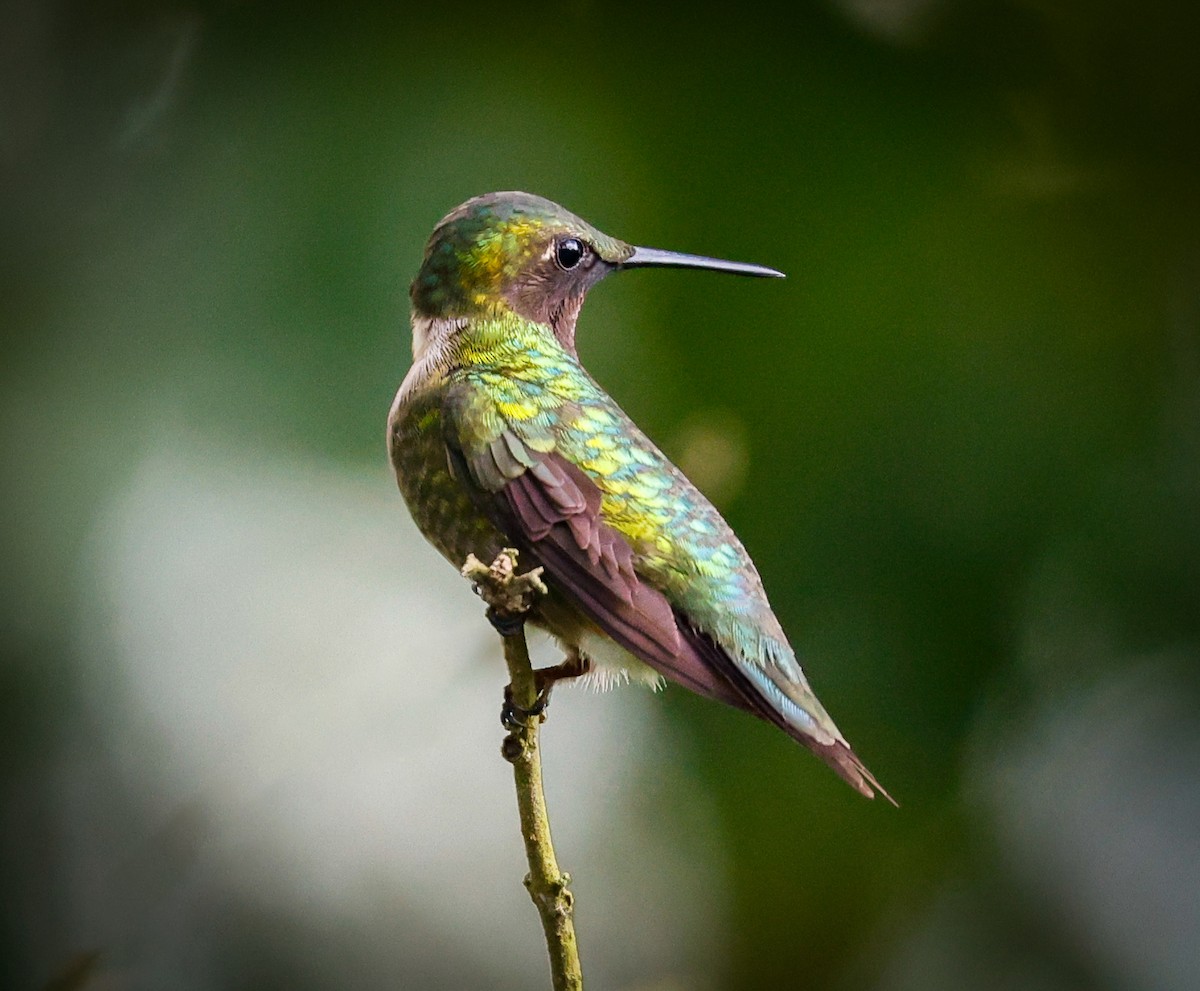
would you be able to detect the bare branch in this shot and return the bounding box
[463,549,583,991]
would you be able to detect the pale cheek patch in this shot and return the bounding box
[408,316,466,363]
[410,315,431,359]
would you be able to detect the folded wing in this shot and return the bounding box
[442,382,892,802]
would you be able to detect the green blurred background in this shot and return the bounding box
[3,3,1199,989]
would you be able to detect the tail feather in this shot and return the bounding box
[807,737,898,806]
[672,615,897,804]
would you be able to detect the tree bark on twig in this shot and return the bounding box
[462,550,584,991]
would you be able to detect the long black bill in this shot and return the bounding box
[621,245,785,279]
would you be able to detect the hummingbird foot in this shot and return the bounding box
[486,606,527,638]
[500,651,589,732]
[501,682,549,733]
[533,649,591,699]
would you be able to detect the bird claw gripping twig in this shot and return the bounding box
[502,683,550,733]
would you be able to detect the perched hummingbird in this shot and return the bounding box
[389,191,891,802]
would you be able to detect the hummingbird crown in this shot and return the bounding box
[410,191,633,326]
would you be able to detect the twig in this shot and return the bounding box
[462,550,584,991]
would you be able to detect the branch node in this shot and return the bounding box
[462,548,546,626]
[500,733,525,763]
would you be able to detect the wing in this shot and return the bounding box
[442,381,892,802]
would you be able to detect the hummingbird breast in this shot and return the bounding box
[388,383,505,569]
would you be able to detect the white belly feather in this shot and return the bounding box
[574,630,665,692]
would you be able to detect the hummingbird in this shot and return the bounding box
[388,191,891,802]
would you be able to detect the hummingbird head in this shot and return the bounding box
[410,191,783,352]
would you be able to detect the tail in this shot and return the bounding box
[669,614,897,804]
[720,639,898,805]
[805,736,898,807]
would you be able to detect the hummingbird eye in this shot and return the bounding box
[555,237,586,271]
